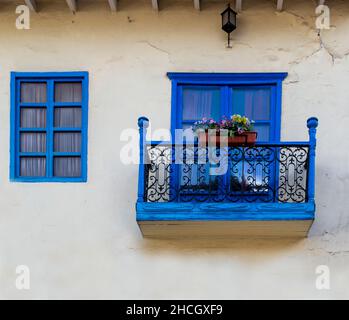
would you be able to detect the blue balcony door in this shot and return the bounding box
[229,86,278,199]
[179,85,278,142]
[179,86,223,197]
[176,84,279,201]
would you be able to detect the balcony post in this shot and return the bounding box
[307,117,319,203]
[137,116,149,203]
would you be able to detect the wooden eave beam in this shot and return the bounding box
[152,0,159,11]
[235,0,242,12]
[24,0,37,12]
[277,0,284,11]
[108,0,117,11]
[66,0,77,13]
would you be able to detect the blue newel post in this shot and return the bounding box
[307,117,319,203]
[137,116,149,203]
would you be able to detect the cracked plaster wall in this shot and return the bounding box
[0,0,349,299]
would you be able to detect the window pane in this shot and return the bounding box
[54,157,81,177]
[20,157,46,177]
[182,87,221,121]
[182,124,193,131]
[54,132,81,152]
[21,83,47,103]
[20,133,46,152]
[55,82,82,102]
[54,107,82,127]
[21,108,46,128]
[232,88,271,121]
[254,124,270,142]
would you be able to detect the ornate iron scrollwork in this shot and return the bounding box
[144,144,309,203]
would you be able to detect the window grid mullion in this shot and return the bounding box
[16,80,22,177]
[54,102,82,107]
[53,128,82,132]
[221,86,230,117]
[221,86,230,189]
[47,80,54,178]
[19,103,47,108]
[253,120,272,125]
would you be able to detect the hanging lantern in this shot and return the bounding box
[221,4,237,48]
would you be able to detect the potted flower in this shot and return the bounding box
[192,115,257,146]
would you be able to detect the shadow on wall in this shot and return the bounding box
[139,237,307,260]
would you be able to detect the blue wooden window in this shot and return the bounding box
[169,73,287,142]
[10,72,88,182]
[179,86,277,142]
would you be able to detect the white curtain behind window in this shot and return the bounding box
[21,83,46,103]
[182,87,221,122]
[55,82,82,103]
[20,157,46,177]
[54,133,81,152]
[20,133,46,152]
[21,108,46,128]
[53,82,82,177]
[54,157,81,177]
[19,82,83,178]
[54,108,81,127]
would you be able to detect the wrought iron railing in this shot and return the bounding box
[137,117,318,205]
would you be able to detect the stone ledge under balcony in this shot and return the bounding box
[136,202,315,239]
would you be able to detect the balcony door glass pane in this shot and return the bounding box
[253,124,270,142]
[232,87,271,120]
[182,87,221,123]
[231,87,272,142]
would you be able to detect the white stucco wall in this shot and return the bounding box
[0,0,349,299]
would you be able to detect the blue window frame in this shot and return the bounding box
[168,72,287,142]
[10,72,89,182]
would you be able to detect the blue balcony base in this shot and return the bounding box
[136,202,315,239]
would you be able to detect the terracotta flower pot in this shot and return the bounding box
[198,131,257,147]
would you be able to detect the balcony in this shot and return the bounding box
[136,117,318,239]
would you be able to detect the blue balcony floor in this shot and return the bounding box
[136,201,315,239]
